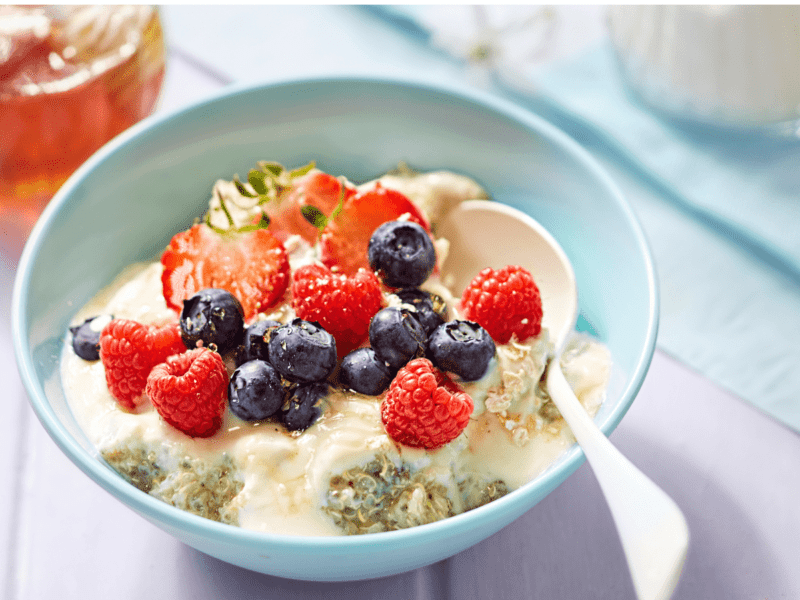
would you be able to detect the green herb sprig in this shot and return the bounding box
[298,175,348,235]
[205,160,316,234]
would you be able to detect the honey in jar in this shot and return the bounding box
[0,5,166,243]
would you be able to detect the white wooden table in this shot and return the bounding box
[3,6,798,599]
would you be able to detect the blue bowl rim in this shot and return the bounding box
[12,73,659,553]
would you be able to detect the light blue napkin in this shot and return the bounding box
[371,6,800,432]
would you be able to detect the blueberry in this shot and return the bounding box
[339,348,395,396]
[368,307,427,371]
[427,320,496,381]
[228,360,285,421]
[282,382,329,431]
[236,319,281,366]
[69,314,113,361]
[180,288,245,355]
[268,318,337,383]
[395,288,447,335]
[368,221,436,288]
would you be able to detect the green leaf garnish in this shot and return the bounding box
[300,205,328,231]
[248,169,269,196]
[290,162,316,178]
[237,223,270,233]
[329,176,348,222]
[218,191,236,228]
[233,175,256,198]
[258,161,284,177]
[204,211,230,234]
[204,160,317,234]
[253,211,271,229]
[299,174,348,237]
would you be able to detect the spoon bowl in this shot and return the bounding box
[440,200,689,600]
[438,199,578,349]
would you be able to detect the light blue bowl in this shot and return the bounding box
[12,76,658,581]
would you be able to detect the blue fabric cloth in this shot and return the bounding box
[372,6,800,432]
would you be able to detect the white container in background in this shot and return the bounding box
[607,5,800,134]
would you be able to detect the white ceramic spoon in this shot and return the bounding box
[438,200,689,600]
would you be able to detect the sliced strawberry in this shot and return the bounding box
[320,183,431,276]
[266,171,357,244]
[161,224,290,321]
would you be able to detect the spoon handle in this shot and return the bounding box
[547,364,689,600]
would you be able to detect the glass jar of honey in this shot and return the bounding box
[1,5,166,241]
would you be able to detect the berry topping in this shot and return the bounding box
[236,319,281,366]
[267,170,357,244]
[228,359,285,421]
[70,314,113,361]
[381,358,473,450]
[395,288,447,335]
[179,288,245,356]
[161,223,290,321]
[291,263,383,358]
[99,319,186,411]
[368,307,427,371]
[283,382,329,431]
[368,221,436,288]
[460,265,543,345]
[339,347,395,396]
[319,183,430,276]
[268,318,337,383]
[427,320,496,381]
[146,348,229,438]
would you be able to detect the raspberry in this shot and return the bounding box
[460,265,543,345]
[99,319,186,411]
[291,263,383,358]
[381,358,473,450]
[146,348,229,438]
